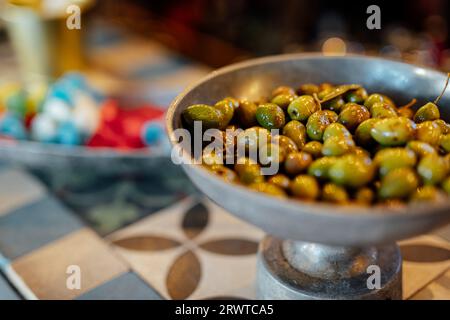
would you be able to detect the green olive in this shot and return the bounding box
[434,119,450,134]
[259,143,287,166]
[380,95,396,108]
[355,118,381,147]
[378,167,419,199]
[183,104,224,129]
[406,140,437,158]
[268,174,291,189]
[439,134,450,153]
[322,183,349,204]
[307,157,338,180]
[442,177,450,195]
[238,162,264,185]
[317,87,333,100]
[256,103,286,130]
[272,135,298,155]
[322,136,355,157]
[297,83,319,96]
[214,99,235,128]
[282,120,307,149]
[302,141,323,158]
[374,148,417,176]
[287,95,318,122]
[208,164,238,183]
[323,123,351,141]
[249,182,287,197]
[349,147,371,159]
[329,154,375,188]
[234,157,257,175]
[271,94,296,110]
[272,86,295,98]
[236,127,271,153]
[322,97,345,112]
[306,110,338,141]
[411,186,445,203]
[319,83,334,91]
[370,102,398,118]
[397,107,415,119]
[416,121,442,146]
[202,148,224,166]
[370,117,416,146]
[236,100,258,128]
[355,187,375,205]
[345,88,368,104]
[417,154,449,185]
[364,93,385,110]
[414,102,440,123]
[338,103,371,131]
[285,151,313,175]
[290,175,320,200]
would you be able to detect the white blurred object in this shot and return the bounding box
[31,113,58,142]
[72,93,99,135]
[42,98,72,123]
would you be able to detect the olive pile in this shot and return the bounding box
[182,78,450,206]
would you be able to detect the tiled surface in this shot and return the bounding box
[12,229,128,300]
[0,197,84,260]
[0,168,449,300]
[76,272,162,300]
[0,274,19,300]
[0,169,46,217]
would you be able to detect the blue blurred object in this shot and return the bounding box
[57,122,82,146]
[62,72,87,90]
[141,121,164,146]
[47,83,74,107]
[0,113,27,140]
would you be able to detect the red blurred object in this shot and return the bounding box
[87,99,165,150]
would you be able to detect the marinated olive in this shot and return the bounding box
[208,164,238,183]
[417,154,449,185]
[416,121,442,146]
[256,103,286,130]
[287,95,318,122]
[329,154,375,188]
[290,175,320,200]
[370,117,415,146]
[236,127,271,153]
[183,104,224,129]
[285,151,313,175]
[249,182,287,197]
[345,88,368,104]
[355,118,380,147]
[272,134,299,155]
[374,148,417,176]
[268,174,291,189]
[411,186,445,203]
[302,141,323,158]
[355,187,375,205]
[378,168,419,199]
[236,100,258,127]
[370,102,397,118]
[322,136,355,157]
[282,120,307,149]
[307,157,337,180]
[364,94,385,110]
[338,103,371,131]
[272,86,295,98]
[259,143,287,166]
[322,97,345,112]
[414,102,440,123]
[323,123,351,141]
[297,83,319,96]
[406,140,437,158]
[434,119,450,134]
[322,183,349,204]
[443,177,450,195]
[440,134,450,153]
[306,110,338,141]
[271,94,296,110]
[238,162,264,185]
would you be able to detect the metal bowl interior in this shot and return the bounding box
[167,54,450,246]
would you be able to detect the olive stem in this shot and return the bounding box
[398,98,417,110]
[313,93,322,110]
[434,73,450,104]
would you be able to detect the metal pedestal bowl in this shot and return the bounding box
[167,54,450,300]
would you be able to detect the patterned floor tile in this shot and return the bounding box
[0,169,46,217]
[108,197,263,300]
[0,197,84,260]
[400,235,450,299]
[0,273,20,300]
[12,228,128,300]
[76,272,162,300]
[410,268,450,300]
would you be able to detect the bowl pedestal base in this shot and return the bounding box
[256,236,402,300]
